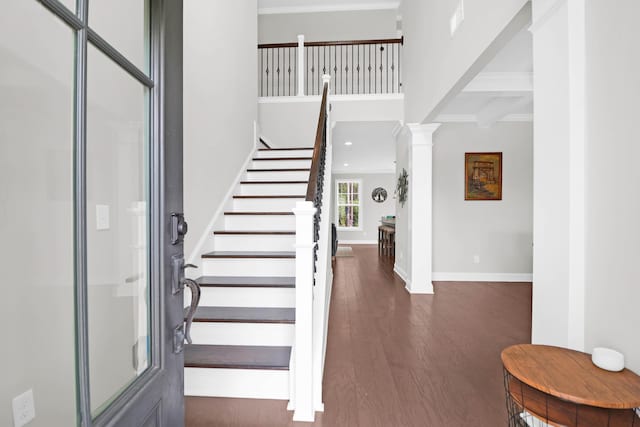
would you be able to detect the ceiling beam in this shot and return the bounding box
[476,94,533,128]
[463,72,533,94]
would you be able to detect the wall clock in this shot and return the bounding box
[371,187,388,203]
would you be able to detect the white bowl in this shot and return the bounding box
[592,347,625,372]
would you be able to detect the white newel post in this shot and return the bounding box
[292,200,316,422]
[297,34,305,96]
[406,123,441,294]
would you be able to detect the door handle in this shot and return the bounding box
[182,276,201,345]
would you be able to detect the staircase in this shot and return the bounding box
[184,146,313,400]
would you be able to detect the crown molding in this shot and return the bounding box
[259,2,400,15]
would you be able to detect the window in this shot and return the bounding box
[336,180,362,229]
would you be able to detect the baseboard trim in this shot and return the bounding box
[338,240,377,245]
[432,272,533,282]
[393,264,408,283]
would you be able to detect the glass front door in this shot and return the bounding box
[0,1,184,425]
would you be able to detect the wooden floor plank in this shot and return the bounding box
[186,245,532,426]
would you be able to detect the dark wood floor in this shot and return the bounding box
[186,245,532,426]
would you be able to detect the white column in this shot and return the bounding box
[530,0,586,351]
[405,123,440,294]
[297,34,305,96]
[292,200,316,422]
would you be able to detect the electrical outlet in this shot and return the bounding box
[12,389,35,427]
[473,255,480,264]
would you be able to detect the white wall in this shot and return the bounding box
[400,0,530,123]
[259,96,403,148]
[583,0,640,373]
[259,9,398,43]
[433,122,533,277]
[184,0,258,258]
[393,129,411,279]
[530,0,572,349]
[333,173,396,243]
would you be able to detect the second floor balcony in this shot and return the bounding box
[258,35,403,97]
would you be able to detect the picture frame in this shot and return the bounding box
[464,152,502,200]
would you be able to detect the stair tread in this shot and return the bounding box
[240,180,308,184]
[224,211,294,215]
[185,344,291,370]
[196,276,295,288]
[202,251,295,259]
[214,230,295,235]
[258,147,313,151]
[233,195,305,199]
[189,306,295,324]
[252,157,312,161]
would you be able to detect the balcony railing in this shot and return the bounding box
[258,36,403,97]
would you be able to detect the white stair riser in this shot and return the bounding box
[203,258,295,277]
[251,159,311,169]
[190,322,294,346]
[255,149,313,158]
[240,183,307,196]
[233,198,302,212]
[185,367,289,400]
[246,171,310,181]
[215,234,295,252]
[199,287,295,308]
[224,215,295,230]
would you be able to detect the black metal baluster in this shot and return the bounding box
[386,43,389,93]
[288,47,291,96]
[379,44,383,94]
[368,44,372,93]
[306,46,309,96]
[351,44,354,94]
[334,46,337,94]
[344,45,348,94]
[260,49,263,96]
[266,49,270,96]
[294,47,297,95]
[357,44,360,94]
[399,42,402,92]
[276,48,280,96]
[392,44,395,93]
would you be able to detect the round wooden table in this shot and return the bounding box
[501,344,640,426]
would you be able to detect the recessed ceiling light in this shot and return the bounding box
[344,141,352,146]
[344,163,349,167]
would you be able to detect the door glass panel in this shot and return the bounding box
[89,0,149,73]
[0,1,76,426]
[86,44,150,417]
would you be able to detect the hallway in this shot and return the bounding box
[186,245,532,426]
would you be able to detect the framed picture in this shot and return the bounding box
[465,152,502,200]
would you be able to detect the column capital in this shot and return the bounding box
[405,123,441,146]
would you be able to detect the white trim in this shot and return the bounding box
[393,264,408,283]
[332,167,395,174]
[432,272,533,282]
[337,240,377,245]
[258,2,400,15]
[434,113,533,123]
[258,93,404,104]
[528,0,567,34]
[186,146,256,266]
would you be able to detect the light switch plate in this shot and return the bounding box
[96,204,110,230]
[12,389,35,427]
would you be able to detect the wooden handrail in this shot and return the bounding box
[305,82,329,202]
[258,36,403,49]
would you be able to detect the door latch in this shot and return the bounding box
[170,212,188,245]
